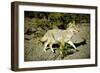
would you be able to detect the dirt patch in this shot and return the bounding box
[24,25,90,61]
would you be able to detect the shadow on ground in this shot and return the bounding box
[24,25,90,61]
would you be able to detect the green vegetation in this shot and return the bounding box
[24,11,90,61]
[25,11,90,36]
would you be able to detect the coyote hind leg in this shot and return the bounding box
[43,41,49,52]
[50,43,54,53]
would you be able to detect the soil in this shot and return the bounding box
[24,24,90,61]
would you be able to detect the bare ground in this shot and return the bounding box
[24,25,90,61]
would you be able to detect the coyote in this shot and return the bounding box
[40,21,79,53]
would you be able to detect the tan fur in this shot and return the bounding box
[41,23,79,52]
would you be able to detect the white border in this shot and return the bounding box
[18,5,96,68]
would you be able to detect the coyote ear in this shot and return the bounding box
[76,24,80,28]
[67,20,76,28]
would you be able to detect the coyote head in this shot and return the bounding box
[73,26,79,33]
[67,21,79,33]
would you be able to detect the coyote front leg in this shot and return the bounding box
[67,41,77,49]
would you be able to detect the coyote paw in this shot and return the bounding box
[51,50,55,53]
